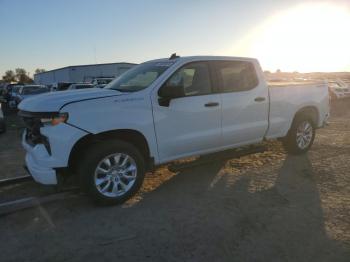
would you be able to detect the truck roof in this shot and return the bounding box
[147,56,259,64]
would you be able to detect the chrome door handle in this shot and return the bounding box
[254,97,266,102]
[205,102,219,107]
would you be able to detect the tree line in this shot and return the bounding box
[2,68,46,84]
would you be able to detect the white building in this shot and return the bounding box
[34,62,137,85]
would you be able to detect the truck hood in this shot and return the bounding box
[18,88,122,112]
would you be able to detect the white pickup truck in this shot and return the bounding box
[18,56,330,204]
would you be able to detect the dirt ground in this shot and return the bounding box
[0,100,349,262]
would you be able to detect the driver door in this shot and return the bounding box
[152,61,222,162]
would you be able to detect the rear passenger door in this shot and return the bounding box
[213,60,269,147]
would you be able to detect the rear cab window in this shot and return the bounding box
[214,61,259,93]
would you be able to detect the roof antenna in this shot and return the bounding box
[169,53,179,60]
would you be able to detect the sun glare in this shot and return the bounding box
[233,2,350,72]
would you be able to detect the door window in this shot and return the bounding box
[165,62,212,96]
[216,61,259,92]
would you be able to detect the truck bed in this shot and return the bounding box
[268,80,325,88]
[266,82,329,139]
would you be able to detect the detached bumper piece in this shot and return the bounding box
[18,110,88,186]
[19,110,52,154]
[22,138,58,185]
[18,110,60,185]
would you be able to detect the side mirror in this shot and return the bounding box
[158,84,185,107]
[158,84,185,99]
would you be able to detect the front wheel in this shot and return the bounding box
[78,140,146,205]
[282,116,316,155]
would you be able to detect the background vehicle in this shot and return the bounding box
[0,84,5,95]
[91,77,114,88]
[8,85,22,108]
[328,80,350,100]
[18,56,330,205]
[15,85,50,104]
[67,83,94,90]
[52,82,74,91]
[331,87,348,100]
[0,102,6,133]
[2,84,21,103]
[91,77,114,85]
[94,84,106,89]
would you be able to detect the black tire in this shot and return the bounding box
[282,115,316,155]
[78,140,146,205]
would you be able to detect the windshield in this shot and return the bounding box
[22,86,49,95]
[105,62,173,92]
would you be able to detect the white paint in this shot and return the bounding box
[19,56,330,185]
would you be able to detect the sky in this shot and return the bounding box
[0,0,350,77]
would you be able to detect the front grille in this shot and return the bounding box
[22,116,43,146]
[19,111,58,155]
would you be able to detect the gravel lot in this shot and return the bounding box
[0,99,349,262]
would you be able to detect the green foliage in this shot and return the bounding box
[35,68,46,74]
[1,68,34,84]
[2,70,16,82]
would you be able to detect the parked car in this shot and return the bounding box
[67,83,94,90]
[328,80,350,100]
[15,85,50,104]
[8,85,23,108]
[18,55,330,205]
[0,101,6,134]
[92,77,114,85]
[2,84,20,103]
[0,84,5,95]
[91,77,114,88]
[51,82,74,91]
[94,84,107,89]
[330,87,348,100]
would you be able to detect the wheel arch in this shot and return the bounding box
[293,106,319,127]
[68,129,153,173]
[281,106,318,154]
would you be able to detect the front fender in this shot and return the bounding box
[62,95,160,163]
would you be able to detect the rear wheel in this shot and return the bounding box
[78,140,146,205]
[282,115,316,155]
